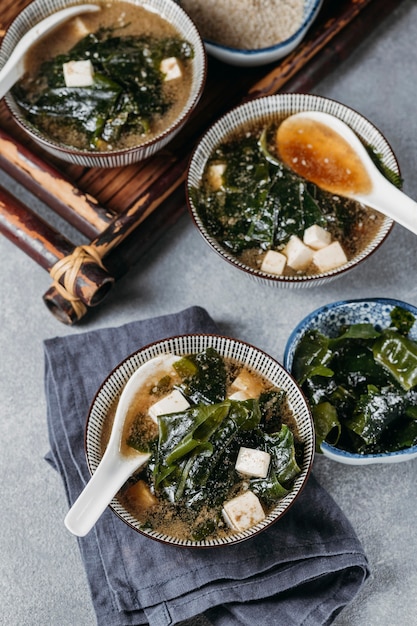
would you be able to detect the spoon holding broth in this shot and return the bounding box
[0,4,100,100]
[276,111,417,236]
[64,353,181,537]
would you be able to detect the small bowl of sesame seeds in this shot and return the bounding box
[179,0,323,67]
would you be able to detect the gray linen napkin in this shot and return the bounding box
[44,305,369,626]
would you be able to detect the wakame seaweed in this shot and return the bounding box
[173,346,227,405]
[292,306,417,454]
[13,30,193,150]
[191,127,365,257]
[125,347,302,539]
[152,398,301,514]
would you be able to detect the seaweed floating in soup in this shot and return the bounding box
[12,2,194,152]
[102,347,303,542]
[189,120,392,277]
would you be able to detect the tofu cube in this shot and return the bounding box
[303,224,332,250]
[69,17,91,41]
[228,390,251,401]
[260,249,287,275]
[313,240,348,272]
[207,163,226,190]
[230,370,263,399]
[235,446,271,478]
[283,235,314,271]
[222,491,265,532]
[148,389,190,423]
[63,60,94,87]
[125,479,158,510]
[160,57,182,81]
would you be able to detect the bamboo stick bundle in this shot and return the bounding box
[0,128,116,238]
[0,185,114,313]
[43,186,186,324]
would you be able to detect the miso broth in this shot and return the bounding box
[13,1,194,151]
[101,348,303,542]
[190,119,386,277]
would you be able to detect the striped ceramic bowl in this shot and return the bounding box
[186,93,397,289]
[0,0,206,167]
[85,333,314,547]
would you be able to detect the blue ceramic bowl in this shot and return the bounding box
[181,0,323,67]
[284,298,417,465]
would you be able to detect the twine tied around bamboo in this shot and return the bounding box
[49,244,114,316]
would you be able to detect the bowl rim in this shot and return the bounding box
[202,0,323,56]
[84,332,315,547]
[283,296,417,464]
[1,0,207,160]
[186,93,397,287]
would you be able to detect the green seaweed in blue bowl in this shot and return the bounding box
[292,305,417,454]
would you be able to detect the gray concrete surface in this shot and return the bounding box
[1,1,417,624]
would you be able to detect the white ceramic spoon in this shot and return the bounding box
[64,353,181,537]
[0,4,100,100]
[276,110,417,236]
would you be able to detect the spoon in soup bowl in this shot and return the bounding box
[276,110,417,236]
[0,4,100,100]
[64,353,181,537]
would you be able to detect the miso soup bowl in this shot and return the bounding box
[85,333,315,547]
[186,93,397,289]
[0,0,207,167]
[284,298,417,465]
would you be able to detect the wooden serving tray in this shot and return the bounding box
[0,0,404,324]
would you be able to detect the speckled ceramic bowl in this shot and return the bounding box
[0,0,206,167]
[186,93,397,289]
[85,333,314,546]
[284,298,417,465]
[181,0,323,67]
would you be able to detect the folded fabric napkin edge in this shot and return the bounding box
[107,470,370,614]
[142,555,369,626]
